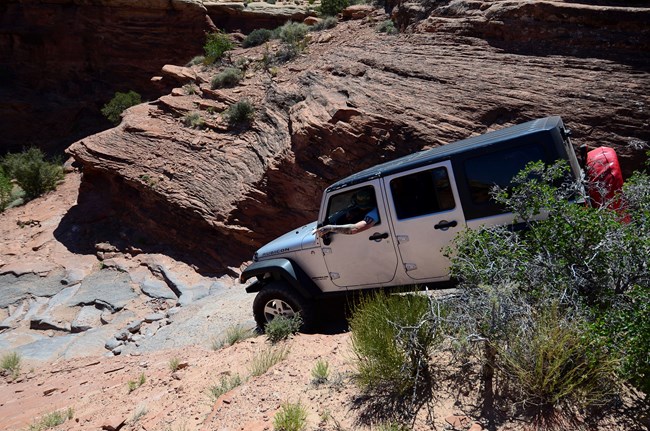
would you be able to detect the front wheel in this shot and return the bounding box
[252,282,315,333]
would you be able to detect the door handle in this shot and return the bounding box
[368,232,389,242]
[434,220,458,230]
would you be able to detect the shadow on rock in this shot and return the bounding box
[53,171,241,277]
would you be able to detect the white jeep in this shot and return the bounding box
[240,116,615,330]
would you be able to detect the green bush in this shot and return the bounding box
[250,345,290,377]
[377,20,397,34]
[265,315,302,343]
[448,160,650,399]
[224,100,255,126]
[183,112,206,129]
[320,0,349,16]
[211,67,243,89]
[209,374,242,400]
[243,28,274,48]
[277,22,308,45]
[311,16,338,31]
[101,90,141,125]
[1,148,64,201]
[1,351,21,379]
[213,325,256,350]
[273,401,307,431]
[311,359,330,385]
[499,304,618,409]
[350,292,442,396]
[0,170,11,212]
[204,31,234,64]
[28,408,74,431]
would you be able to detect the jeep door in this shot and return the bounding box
[383,160,465,281]
[319,181,399,288]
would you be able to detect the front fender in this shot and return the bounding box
[240,258,321,299]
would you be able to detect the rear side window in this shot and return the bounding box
[465,144,546,206]
[390,167,455,220]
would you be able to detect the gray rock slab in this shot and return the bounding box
[71,306,103,332]
[69,270,138,311]
[140,276,176,300]
[0,270,67,308]
[62,327,117,360]
[14,333,79,362]
[144,313,165,323]
[124,286,254,354]
[177,282,211,307]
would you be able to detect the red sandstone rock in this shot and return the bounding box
[67,2,649,274]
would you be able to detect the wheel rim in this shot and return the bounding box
[262,299,296,323]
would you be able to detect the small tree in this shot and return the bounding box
[101,91,141,125]
[320,0,348,16]
[204,31,234,64]
[0,148,64,201]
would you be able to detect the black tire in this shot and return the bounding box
[252,282,315,333]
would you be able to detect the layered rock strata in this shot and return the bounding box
[67,2,650,274]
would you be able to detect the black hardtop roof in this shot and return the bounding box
[326,116,564,192]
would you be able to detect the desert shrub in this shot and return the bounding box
[265,315,302,343]
[204,31,234,64]
[350,291,443,396]
[498,304,618,409]
[169,357,180,372]
[277,22,308,45]
[127,373,146,393]
[311,16,338,31]
[101,90,141,124]
[28,408,74,431]
[320,0,349,16]
[243,28,274,47]
[377,20,397,34]
[183,83,199,95]
[589,284,650,394]
[273,401,307,431]
[186,55,205,66]
[213,325,256,350]
[311,359,329,384]
[250,345,290,377]
[183,112,205,129]
[211,67,243,89]
[448,160,650,401]
[1,148,64,201]
[0,170,11,212]
[209,374,242,400]
[1,351,21,379]
[224,99,255,126]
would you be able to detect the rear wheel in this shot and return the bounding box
[252,282,315,332]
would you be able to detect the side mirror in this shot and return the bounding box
[323,233,332,246]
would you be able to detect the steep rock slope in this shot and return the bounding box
[0,0,213,153]
[68,1,650,273]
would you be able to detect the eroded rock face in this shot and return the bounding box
[68,2,650,273]
[0,0,213,153]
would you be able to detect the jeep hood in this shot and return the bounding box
[255,221,318,261]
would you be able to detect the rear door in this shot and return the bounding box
[383,160,465,281]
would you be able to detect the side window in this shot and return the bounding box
[464,144,546,206]
[325,186,380,226]
[390,167,455,220]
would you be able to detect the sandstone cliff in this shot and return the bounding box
[65,0,650,274]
